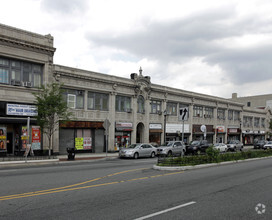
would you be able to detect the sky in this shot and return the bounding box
[1,0,272,98]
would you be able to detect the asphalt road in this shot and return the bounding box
[0,157,271,220]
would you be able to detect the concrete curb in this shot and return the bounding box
[0,159,59,165]
[153,156,272,171]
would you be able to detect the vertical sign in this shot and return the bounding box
[0,127,7,151]
[179,107,189,121]
[32,126,41,150]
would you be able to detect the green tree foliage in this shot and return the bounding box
[33,83,73,156]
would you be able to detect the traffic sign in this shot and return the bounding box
[179,107,189,121]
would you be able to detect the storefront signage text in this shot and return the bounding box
[7,104,38,116]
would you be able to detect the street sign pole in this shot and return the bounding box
[182,119,185,143]
[103,119,111,159]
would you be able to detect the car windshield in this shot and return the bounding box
[228,140,236,144]
[214,143,220,146]
[127,144,140,149]
[191,141,200,145]
[166,142,174,147]
[267,141,272,144]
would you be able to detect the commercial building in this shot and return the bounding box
[0,23,271,156]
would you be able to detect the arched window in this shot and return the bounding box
[137,96,145,113]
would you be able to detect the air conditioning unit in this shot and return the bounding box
[23,81,32,87]
[10,79,21,86]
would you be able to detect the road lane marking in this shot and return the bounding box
[0,168,147,200]
[0,169,184,201]
[134,201,196,220]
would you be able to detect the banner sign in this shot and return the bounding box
[6,104,38,116]
[75,137,92,150]
[0,127,7,151]
[32,126,41,150]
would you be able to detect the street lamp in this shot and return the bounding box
[163,110,167,145]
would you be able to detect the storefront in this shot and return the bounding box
[115,122,133,150]
[216,126,226,143]
[166,123,190,144]
[253,130,266,142]
[192,124,214,143]
[242,130,254,145]
[149,123,162,145]
[0,102,40,156]
[59,121,104,154]
[227,127,241,142]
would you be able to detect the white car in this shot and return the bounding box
[119,143,157,159]
[214,143,228,152]
[263,141,272,150]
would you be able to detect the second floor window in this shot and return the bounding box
[166,102,177,115]
[254,117,260,127]
[228,110,233,120]
[261,118,265,128]
[88,92,109,111]
[234,111,240,121]
[63,89,84,109]
[150,100,162,114]
[116,95,131,112]
[243,116,253,127]
[204,107,213,118]
[217,109,225,120]
[193,106,203,117]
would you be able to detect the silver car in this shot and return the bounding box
[119,143,157,159]
[227,140,243,151]
[157,141,186,156]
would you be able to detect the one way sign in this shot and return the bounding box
[179,107,189,121]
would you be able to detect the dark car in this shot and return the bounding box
[253,140,267,149]
[186,140,211,155]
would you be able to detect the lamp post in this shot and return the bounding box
[163,110,167,144]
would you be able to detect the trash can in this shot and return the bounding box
[67,147,75,160]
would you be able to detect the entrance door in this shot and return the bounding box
[136,123,144,143]
[7,132,13,154]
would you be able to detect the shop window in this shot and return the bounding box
[88,92,108,111]
[193,105,203,117]
[166,102,177,115]
[116,95,131,112]
[0,68,9,84]
[137,96,145,113]
[150,100,162,114]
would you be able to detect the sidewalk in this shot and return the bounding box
[0,153,119,168]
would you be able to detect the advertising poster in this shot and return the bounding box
[32,126,41,150]
[83,137,92,149]
[0,127,7,151]
[21,126,28,150]
[75,137,84,150]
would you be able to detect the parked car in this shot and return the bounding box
[227,140,243,151]
[119,143,157,159]
[213,143,228,152]
[253,140,267,149]
[263,141,272,150]
[149,142,159,148]
[186,140,212,155]
[157,141,186,156]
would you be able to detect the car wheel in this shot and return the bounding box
[150,152,155,158]
[134,153,139,159]
[167,151,172,157]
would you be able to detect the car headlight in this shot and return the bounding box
[193,147,197,150]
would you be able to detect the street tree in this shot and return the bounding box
[33,83,73,156]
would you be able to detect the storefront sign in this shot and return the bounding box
[6,104,38,116]
[149,124,162,130]
[216,126,225,133]
[229,128,238,133]
[166,124,190,133]
[31,126,41,150]
[115,122,133,131]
